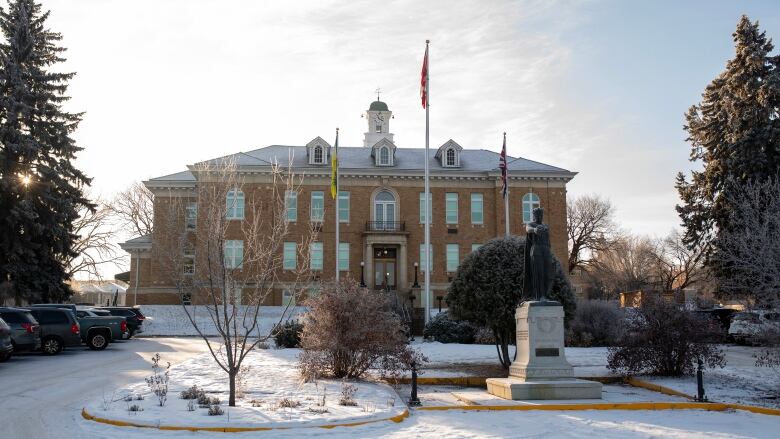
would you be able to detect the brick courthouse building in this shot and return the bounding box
[120,99,576,307]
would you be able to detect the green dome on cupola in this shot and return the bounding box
[369,100,389,111]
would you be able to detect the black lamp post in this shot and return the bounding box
[408,293,416,341]
[385,272,390,293]
[436,295,443,312]
[359,261,366,287]
[408,360,421,406]
[412,262,420,288]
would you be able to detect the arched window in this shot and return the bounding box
[313,145,323,163]
[374,190,396,230]
[522,193,540,223]
[446,148,456,166]
[379,147,390,165]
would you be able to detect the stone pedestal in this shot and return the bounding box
[486,301,602,400]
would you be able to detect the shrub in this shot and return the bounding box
[447,236,576,368]
[299,279,415,379]
[208,404,224,416]
[607,298,726,376]
[144,353,170,407]
[423,312,475,343]
[279,397,300,408]
[473,327,496,345]
[180,385,205,400]
[566,300,624,347]
[274,320,303,348]
[339,382,358,406]
[187,399,196,411]
[127,404,143,412]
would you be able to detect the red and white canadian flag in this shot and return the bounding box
[420,44,428,109]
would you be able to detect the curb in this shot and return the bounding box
[624,377,695,400]
[81,407,409,433]
[393,376,623,387]
[417,401,729,412]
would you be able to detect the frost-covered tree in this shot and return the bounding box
[711,177,780,306]
[0,1,91,303]
[446,236,575,369]
[676,16,780,279]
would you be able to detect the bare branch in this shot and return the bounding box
[567,194,617,274]
[110,181,154,237]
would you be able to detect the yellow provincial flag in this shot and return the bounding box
[330,129,339,199]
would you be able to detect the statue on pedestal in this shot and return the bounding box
[522,207,554,302]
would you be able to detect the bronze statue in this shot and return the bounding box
[523,207,554,301]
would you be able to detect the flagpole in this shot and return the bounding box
[334,128,340,282]
[423,40,431,325]
[504,132,510,237]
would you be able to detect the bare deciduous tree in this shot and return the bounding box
[64,199,123,279]
[567,194,616,274]
[111,181,154,237]
[590,234,658,295]
[649,230,708,293]
[159,159,315,406]
[711,177,780,307]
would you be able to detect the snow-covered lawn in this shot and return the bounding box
[85,347,405,429]
[139,305,307,337]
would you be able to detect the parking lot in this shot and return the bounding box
[0,337,208,437]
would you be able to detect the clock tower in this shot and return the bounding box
[363,99,394,147]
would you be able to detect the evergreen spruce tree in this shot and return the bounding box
[676,16,780,283]
[0,0,91,304]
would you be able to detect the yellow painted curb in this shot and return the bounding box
[725,403,780,416]
[81,407,409,433]
[624,377,695,400]
[394,376,622,387]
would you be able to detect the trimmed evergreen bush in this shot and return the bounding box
[423,312,476,343]
[274,320,303,348]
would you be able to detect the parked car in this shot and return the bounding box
[24,307,82,355]
[0,307,41,353]
[729,310,780,345]
[96,306,145,337]
[0,317,13,362]
[31,304,128,349]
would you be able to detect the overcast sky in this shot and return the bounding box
[43,0,780,241]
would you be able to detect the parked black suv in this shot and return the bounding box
[25,308,82,355]
[0,307,41,353]
[97,307,145,337]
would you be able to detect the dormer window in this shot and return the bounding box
[370,137,396,166]
[380,147,390,165]
[436,139,462,168]
[306,137,331,165]
[446,148,456,166]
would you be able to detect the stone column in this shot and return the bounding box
[398,243,408,291]
[364,242,374,289]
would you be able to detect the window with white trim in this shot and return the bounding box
[471,193,483,224]
[185,202,197,230]
[310,242,323,271]
[183,244,195,275]
[420,244,433,272]
[313,145,323,164]
[446,148,456,166]
[446,244,459,272]
[419,192,432,224]
[283,242,296,270]
[310,191,324,222]
[446,192,458,224]
[285,191,297,222]
[379,147,390,165]
[282,288,295,307]
[522,193,541,223]
[224,240,243,269]
[226,189,245,219]
[338,192,349,223]
[338,242,349,271]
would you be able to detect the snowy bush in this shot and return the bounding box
[607,298,725,376]
[208,404,224,416]
[339,382,358,406]
[299,279,415,379]
[180,384,205,400]
[278,397,300,408]
[473,327,496,345]
[273,320,303,348]
[566,300,624,347]
[144,353,170,407]
[423,311,476,344]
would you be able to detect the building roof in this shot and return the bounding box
[369,100,389,111]
[147,143,574,184]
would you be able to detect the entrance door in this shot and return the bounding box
[373,247,397,290]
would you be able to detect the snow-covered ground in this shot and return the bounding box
[86,347,404,429]
[139,305,307,337]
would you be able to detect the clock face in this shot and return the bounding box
[374,113,384,123]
